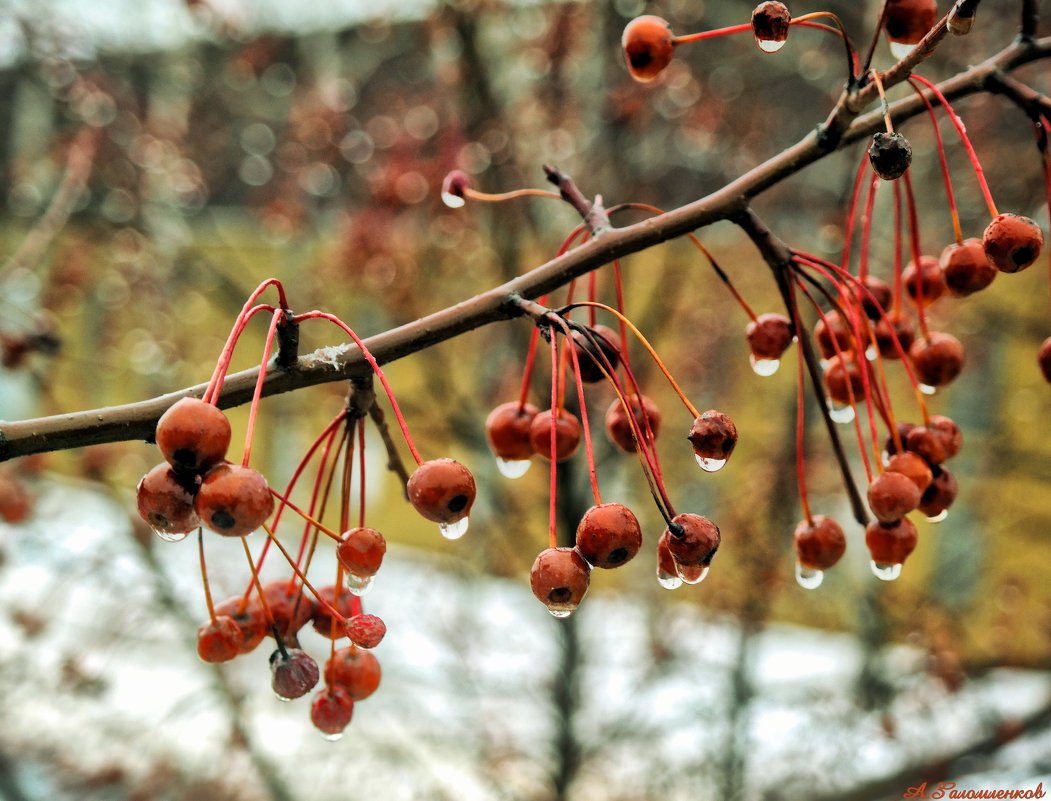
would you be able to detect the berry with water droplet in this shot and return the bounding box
[868,132,913,180]
[530,547,591,617]
[270,648,320,700]
[605,394,661,453]
[195,463,275,537]
[868,471,922,523]
[155,397,232,474]
[751,2,791,52]
[688,410,738,466]
[814,310,856,359]
[440,170,470,208]
[136,463,200,536]
[407,458,476,524]
[904,255,946,307]
[622,15,675,83]
[884,0,937,51]
[656,531,683,589]
[794,514,846,570]
[909,332,964,388]
[664,513,720,567]
[336,526,386,578]
[575,502,643,569]
[746,312,794,361]
[325,645,382,700]
[983,213,1044,273]
[344,614,386,649]
[529,409,581,462]
[823,353,864,405]
[875,312,916,359]
[311,685,354,738]
[197,615,243,663]
[940,239,997,297]
[919,465,958,518]
[485,402,539,461]
[865,517,918,567]
[572,325,620,383]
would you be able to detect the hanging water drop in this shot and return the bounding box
[750,354,781,376]
[438,516,470,540]
[889,41,917,59]
[441,191,465,209]
[870,561,903,581]
[346,572,374,596]
[756,38,787,53]
[925,509,948,523]
[865,345,877,362]
[547,606,575,619]
[320,732,344,742]
[694,454,727,473]
[657,568,683,591]
[154,529,189,543]
[274,691,294,702]
[919,383,937,396]
[795,563,824,589]
[828,401,856,424]
[676,563,709,585]
[495,458,531,479]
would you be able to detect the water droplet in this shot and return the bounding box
[865,345,877,361]
[346,573,374,596]
[274,691,294,702]
[676,563,709,585]
[154,529,189,543]
[495,458,531,479]
[438,517,470,540]
[795,563,824,589]
[889,40,917,60]
[750,354,781,376]
[756,38,787,53]
[320,731,344,742]
[657,569,683,590]
[547,605,576,619]
[441,191,465,209]
[870,561,903,581]
[925,509,948,523]
[948,15,973,35]
[694,454,727,473]
[919,383,937,396]
[828,401,856,424]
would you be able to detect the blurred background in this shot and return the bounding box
[0,0,1050,799]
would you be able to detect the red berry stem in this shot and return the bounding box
[267,487,342,542]
[611,260,632,369]
[587,270,598,328]
[547,331,560,551]
[554,318,602,506]
[790,13,859,80]
[463,186,561,203]
[296,311,423,466]
[788,280,813,525]
[910,73,1000,218]
[358,417,367,531]
[197,528,217,624]
[240,536,280,633]
[286,416,346,579]
[241,309,284,467]
[202,303,277,405]
[841,154,873,274]
[908,76,964,245]
[901,171,931,338]
[893,179,905,311]
[673,22,753,45]
[262,523,348,628]
[859,171,880,281]
[339,419,355,533]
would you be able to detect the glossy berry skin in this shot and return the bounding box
[794,515,847,570]
[688,410,738,462]
[213,595,268,654]
[530,547,591,615]
[656,531,680,585]
[865,517,918,565]
[136,462,200,535]
[261,580,315,642]
[485,402,540,461]
[983,213,1044,273]
[155,397,231,473]
[751,2,791,48]
[575,502,643,569]
[858,275,893,319]
[336,527,387,577]
[311,686,354,737]
[746,313,794,360]
[344,614,387,649]
[325,645,382,700]
[1039,337,1051,383]
[572,324,620,383]
[407,458,476,524]
[622,15,675,83]
[814,310,856,359]
[941,239,997,297]
[270,648,320,700]
[529,409,581,462]
[909,332,964,388]
[664,513,720,567]
[195,463,274,537]
[605,394,661,453]
[874,312,916,360]
[197,616,242,663]
[884,0,937,46]
[868,132,913,180]
[311,585,357,639]
[905,425,948,465]
[868,471,922,523]
[886,451,933,494]
[903,255,946,307]
[823,354,864,405]
[928,415,962,460]
[919,466,958,518]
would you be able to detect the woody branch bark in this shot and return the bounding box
[1,33,1049,462]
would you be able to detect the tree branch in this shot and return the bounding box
[1,34,1048,462]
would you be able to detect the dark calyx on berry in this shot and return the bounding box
[575,502,643,569]
[406,458,477,524]
[868,132,913,181]
[746,312,794,360]
[622,15,675,82]
[485,402,539,461]
[155,397,232,473]
[794,515,847,570]
[664,513,720,567]
[571,324,620,383]
[136,462,200,535]
[688,410,738,461]
[195,463,275,537]
[530,547,591,615]
[865,517,918,565]
[605,394,661,453]
[751,2,791,46]
[982,213,1044,274]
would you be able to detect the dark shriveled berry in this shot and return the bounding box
[622,15,675,83]
[270,648,320,700]
[687,410,738,463]
[530,547,591,617]
[868,132,913,181]
[575,502,643,569]
[983,213,1044,274]
[344,614,387,649]
[406,458,476,524]
[664,513,720,567]
[751,2,791,50]
[794,515,847,570]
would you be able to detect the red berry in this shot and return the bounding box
[529,409,582,462]
[903,255,946,307]
[575,502,643,569]
[909,332,964,388]
[982,213,1044,273]
[311,585,357,639]
[270,648,320,700]
[751,2,791,51]
[687,410,738,467]
[664,512,720,567]
[605,394,661,453]
[336,526,387,577]
[940,238,997,297]
[406,458,476,524]
[344,614,387,649]
[928,415,962,460]
[622,15,675,83]
[155,397,231,473]
[136,462,200,536]
[530,547,591,617]
[485,402,539,461]
[260,580,315,642]
[865,517,918,566]
[656,531,682,588]
[196,615,242,663]
[794,515,847,570]
[884,0,937,47]
[440,170,471,206]
[571,324,620,383]
[746,312,794,361]
[0,474,32,524]
[886,451,933,494]
[213,595,268,654]
[324,645,382,700]
[1039,337,1051,383]
[858,275,893,319]
[919,466,958,519]
[874,312,916,359]
[195,463,274,537]
[823,353,864,405]
[311,685,354,738]
[814,310,856,359]
[905,425,948,466]
[867,471,922,523]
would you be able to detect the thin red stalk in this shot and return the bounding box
[674,22,753,44]
[202,303,277,405]
[587,270,597,328]
[358,418,367,531]
[240,537,277,629]
[241,309,283,466]
[287,419,344,578]
[908,77,964,244]
[339,421,355,533]
[786,280,812,524]
[548,333,559,550]
[893,179,904,311]
[859,173,880,281]
[557,320,601,506]
[267,487,342,542]
[901,171,930,338]
[841,154,872,272]
[198,528,216,623]
[262,523,347,626]
[611,260,631,369]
